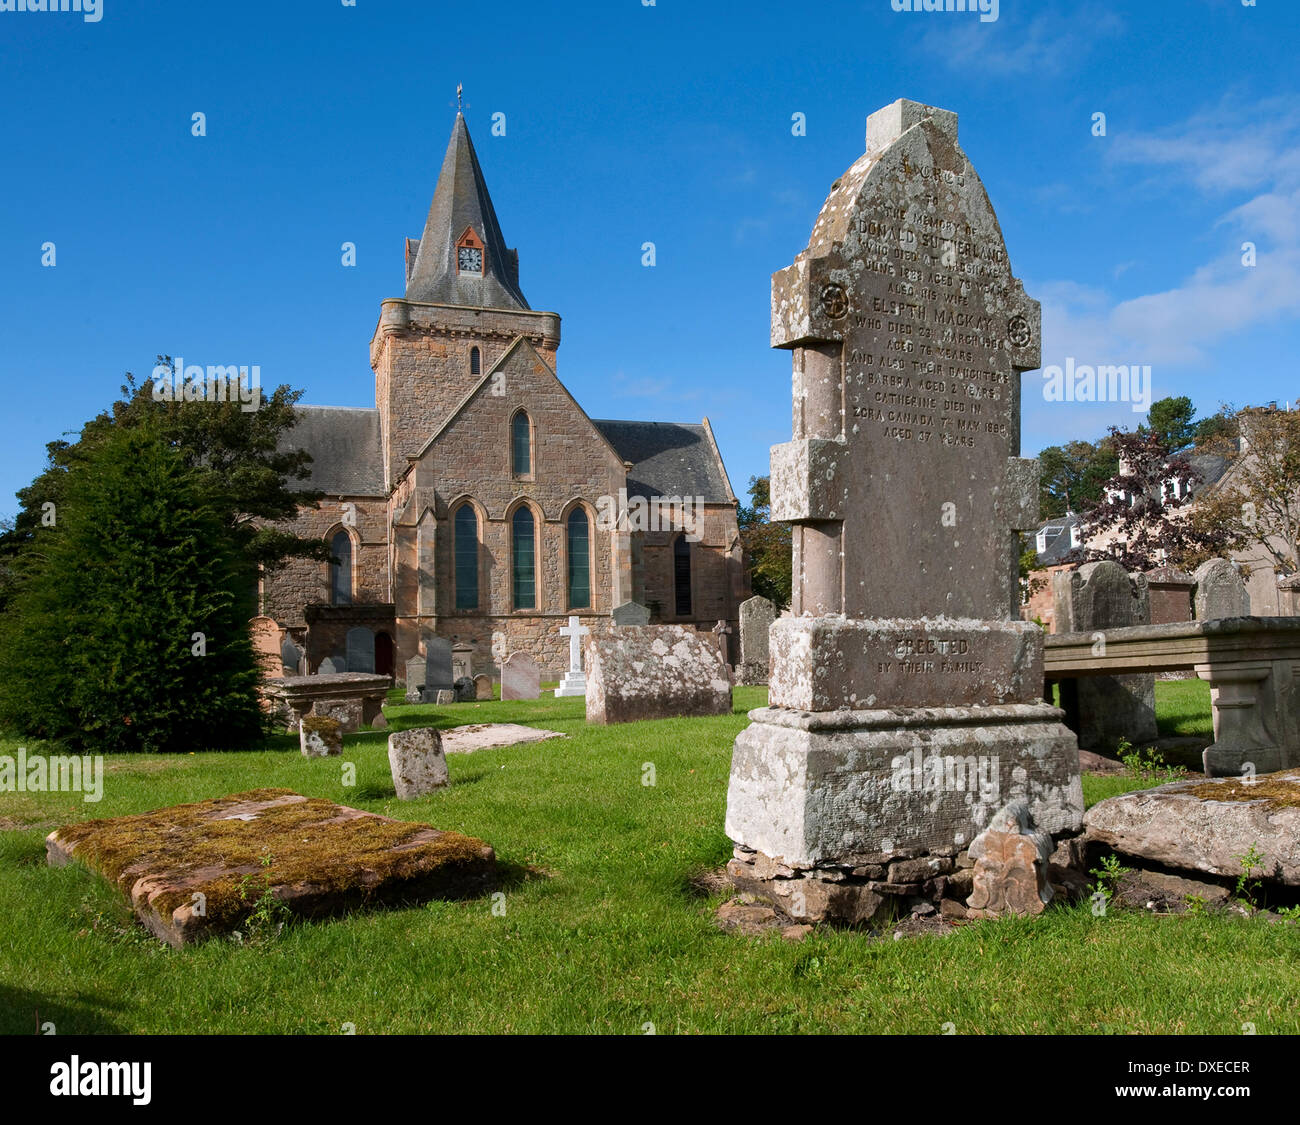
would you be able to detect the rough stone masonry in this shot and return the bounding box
[724,99,1084,924]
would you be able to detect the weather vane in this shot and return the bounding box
[454,84,468,114]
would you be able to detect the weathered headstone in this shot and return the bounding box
[387,728,449,799]
[612,601,651,627]
[281,634,303,677]
[404,656,426,703]
[473,674,493,701]
[1193,558,1250,620]
[452,645,474,682]
[724,99,1082,923]
[346,627,376,675]
[45,789,496,947]
[1052,560,1157,751]
[554,616,590,697]
[318,656,342,675]
[586,625,732,724]
[737,596,777,685]
[300,715,343,758]
[453,676,476,702]
[421,636,454,702]
[711,619,734,669]
[249,616,283,680]
[501,652,540,701]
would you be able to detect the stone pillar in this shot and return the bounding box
[723,100,1082,923]
[1052,561,1158,751]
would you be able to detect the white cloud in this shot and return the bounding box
[1041,97,1300,371]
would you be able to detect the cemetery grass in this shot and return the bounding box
[2,684,1297,1035]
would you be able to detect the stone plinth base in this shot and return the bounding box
[554,673,586,697]
[724,702,1082,872]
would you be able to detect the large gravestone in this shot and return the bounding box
[281,634,304,677]
[421,636,454,703]
[501,652,540,700]
[1193,559,1250,620]
[737,596,777,685]
[586,625,732,724]
[249,616,283,681]
[346,627,376,675]
[724,100,1082,922]
[1052,561,1157,751]
[405,656,426,704]
[612,601,651,627]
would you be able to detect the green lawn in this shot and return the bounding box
[2,682,1296,1035]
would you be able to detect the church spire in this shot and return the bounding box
[404,107,529,310]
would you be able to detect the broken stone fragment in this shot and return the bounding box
[965,801,1054,919]
[300,715,342,758]
[387,727,449,799]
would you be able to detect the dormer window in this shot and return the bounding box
[456,227,485,275]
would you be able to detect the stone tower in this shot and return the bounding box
[370,111,562,490]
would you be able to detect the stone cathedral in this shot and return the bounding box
[258,110,747,684]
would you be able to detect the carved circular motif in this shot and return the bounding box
[1008,314,1031,348]
[820,283,849,320]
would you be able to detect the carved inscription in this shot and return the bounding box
[844,165,1014,451]
[874,636,984,677]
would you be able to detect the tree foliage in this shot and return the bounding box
[738,476,792,608]
[1079,427,1235,572]
[0,359,327,611]
[1037,438,1119,519]
[0,421,266,752]
[1191,407,1300,575]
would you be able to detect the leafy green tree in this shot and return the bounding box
[0,421,266,753]
[1037,438,1118,518]
[1144,396,1198,452]
[0,360,328,612]
[738,476,792,608]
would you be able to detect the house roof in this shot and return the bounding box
[404,113,529,310]
[592,420,734,504]
[1032,511,1084,565]
[283,406,385,496]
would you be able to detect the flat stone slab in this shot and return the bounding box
[45,789,496,947]
[439,723,566,755]
[1084,772,1300,884]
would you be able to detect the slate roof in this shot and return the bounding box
[1032,512,1084,565]
[405,113,529,310]
[592,420,734,504]
[283,406,385,496]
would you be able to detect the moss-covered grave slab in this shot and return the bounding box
[46,788,496,947]
[1084,771,1300,884]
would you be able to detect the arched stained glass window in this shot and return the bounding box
[512,411,531,477]
[470,347,481,375]
[454,504,478,610]
[512,506,536,609]
[330,530,352,606]
[567,507,591,609]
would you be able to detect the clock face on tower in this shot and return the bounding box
[458,246,483,274]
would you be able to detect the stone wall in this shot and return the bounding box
[260,495,389,629]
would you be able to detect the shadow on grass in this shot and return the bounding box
[0,984,130,1035]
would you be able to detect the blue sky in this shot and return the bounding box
[2,0,1298,514]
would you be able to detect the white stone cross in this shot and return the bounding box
[560,615,589,673]
[555,616,591,698]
